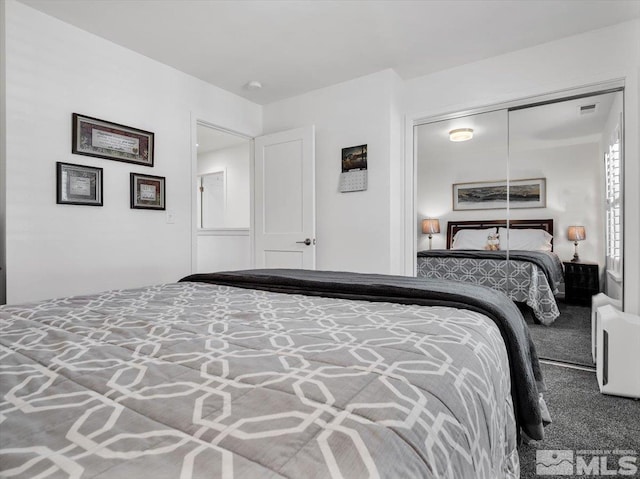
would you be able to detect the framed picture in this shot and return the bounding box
[56,162,103,206]
[453,178,546,210]
[130,173,165,210]
[341,144,367,172]
[72,113,154,166]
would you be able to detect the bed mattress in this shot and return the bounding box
[0,270,547,478]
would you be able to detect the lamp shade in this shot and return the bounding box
[422,218,440,235]
[567,225,586,242]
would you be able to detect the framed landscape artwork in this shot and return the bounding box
[453,178,546,210]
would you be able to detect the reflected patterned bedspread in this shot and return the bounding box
[417,256,560,325]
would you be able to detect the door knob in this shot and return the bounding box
[296,238,312,246]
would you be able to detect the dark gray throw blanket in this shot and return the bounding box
[180,268,550,440]
[417,249,564,290]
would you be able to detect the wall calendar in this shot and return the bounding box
[340,144,368,193]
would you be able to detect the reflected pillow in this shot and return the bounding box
[452,228,498,250]
[498,227,553,251]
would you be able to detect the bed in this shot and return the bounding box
[0,269,549,478]
[417,219,564,325]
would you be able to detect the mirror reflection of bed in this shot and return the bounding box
[417,218,562,325]
[415,89,624,367]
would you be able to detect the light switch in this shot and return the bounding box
[166,212,175,224]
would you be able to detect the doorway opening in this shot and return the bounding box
[194,121,252,273]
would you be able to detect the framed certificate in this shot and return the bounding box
[72,113,154,166]
[130,173,165,210]
[56,162,103,206]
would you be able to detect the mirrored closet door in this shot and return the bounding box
[415,89,624,328]
[415,109,510,290]
[507,90,624,309]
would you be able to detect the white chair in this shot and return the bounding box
[595,305,640,399]
[591,293,622,363]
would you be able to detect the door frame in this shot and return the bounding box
[190,115,254,273]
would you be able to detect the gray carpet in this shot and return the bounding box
[518,299,640,477]
[519,362,640,478]
[521,299,593,366]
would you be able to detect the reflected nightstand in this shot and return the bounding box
[564,261,599,305]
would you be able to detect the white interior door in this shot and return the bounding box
[254,126,315,269]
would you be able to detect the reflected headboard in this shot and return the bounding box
[446,219,554,250]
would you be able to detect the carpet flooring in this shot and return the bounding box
[519,362,640,478]
[521,298,593,366]
[518,298,640,477]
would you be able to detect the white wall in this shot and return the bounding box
[197,142,251,228]
[4,0,261,304]
[196,230,251,273]
[404,19,640,313]
[263,69,404,275]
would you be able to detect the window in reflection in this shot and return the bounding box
[605,127,622,279]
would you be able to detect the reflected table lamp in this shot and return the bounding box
[422,219,440,250]
[568,225,586,262]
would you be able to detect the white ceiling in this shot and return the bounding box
[18,0,640,105]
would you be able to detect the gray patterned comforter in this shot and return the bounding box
[417,251,563,325]
[1,280,520,478]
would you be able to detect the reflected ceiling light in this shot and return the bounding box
[449,128,474,142]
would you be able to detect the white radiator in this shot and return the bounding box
[591,293,622,364]
[596,305,640,399]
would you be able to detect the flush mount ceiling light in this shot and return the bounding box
[245,80,262,91]
[449,128,474,142]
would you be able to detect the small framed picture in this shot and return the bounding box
[72,113,154,167]
[130,172,165,210]
[56,162,103,206]
[341,144,368,172]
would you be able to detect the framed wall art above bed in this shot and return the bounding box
[453,178,546,210]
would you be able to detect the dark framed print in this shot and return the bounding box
[56,162,103,206]
[72,113,154,166]
[130,173,165,210]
